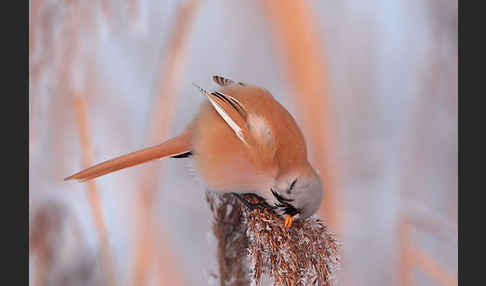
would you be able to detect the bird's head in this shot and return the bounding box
[269,165,323,227]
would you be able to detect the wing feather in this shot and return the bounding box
[193,83,250,145]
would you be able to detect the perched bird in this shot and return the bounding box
[65,76,323,228]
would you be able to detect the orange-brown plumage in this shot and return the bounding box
[64,131,192,181]
[65,76,323,222]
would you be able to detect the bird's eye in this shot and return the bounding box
[290,179,297,190]
[286,179,297,194]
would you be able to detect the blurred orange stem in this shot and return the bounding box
[398,219,414,286]
[59,3,117,286]
[410,246,457,286]
[101,0,113,29]
[397,218,457,286]
[72,95,117,286]
[130,1,201,285]
[261,0,344,235]
[128,0,140,25]
[29,0,46,157]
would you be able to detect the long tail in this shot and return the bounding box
[64,131,192,182]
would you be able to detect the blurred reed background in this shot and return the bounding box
[29,0,458,285]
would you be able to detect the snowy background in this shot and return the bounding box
[29,0,457,285]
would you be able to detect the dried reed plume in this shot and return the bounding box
[207,193,341,286]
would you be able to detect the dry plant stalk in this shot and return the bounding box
[72,95,117,286]
[404,203,458,244]
[29,0,50,155]
[207,193,341,286]
[262,0,343,235]
[127,0,140,26]
[206,193,251,286]
[397,219,457,286]
[131,1,201,285]
[410,246,457,286]
[30,204,65,286]
[56,3,117,286]
[101,0,113,29]
[397,219,414,286]
[30,202,104,286]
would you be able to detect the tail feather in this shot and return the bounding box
[64,131,192,182]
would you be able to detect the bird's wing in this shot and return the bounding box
[64,131,193,182]
[212,75,246,87]
[193,83,250,145]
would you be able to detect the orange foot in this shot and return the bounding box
[284,214,294,229]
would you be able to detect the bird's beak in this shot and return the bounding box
[284,214,294,228]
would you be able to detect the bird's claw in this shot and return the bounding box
[284,214,294,229]
[231,193,293,229]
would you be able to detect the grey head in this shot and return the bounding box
[268,167,323,221]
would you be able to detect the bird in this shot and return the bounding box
[65,75,323,228]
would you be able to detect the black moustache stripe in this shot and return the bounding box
[272,189,299,216]
[271,189,294,203]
